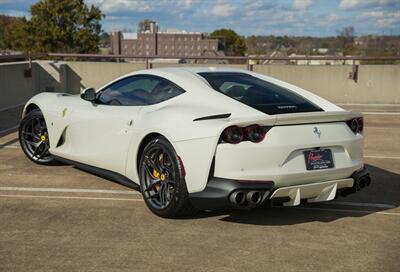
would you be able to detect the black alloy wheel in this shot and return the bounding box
[139,136,196,218]
[19,109,55,165]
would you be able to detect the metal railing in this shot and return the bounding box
[2,53,400,66]
[47,53,400,69]
[1,52,399,82]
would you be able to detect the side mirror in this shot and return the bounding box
[80,88,96,102]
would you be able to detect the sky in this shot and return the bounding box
[0,0,399,36]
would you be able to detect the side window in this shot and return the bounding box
[150,78,185,104]
[97,75,185,106]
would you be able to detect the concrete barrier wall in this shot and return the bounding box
[0,62,39,109]
[152,63,247,70]
[1,61,399,111]
[63,61,146,91]
[253,65,400,104]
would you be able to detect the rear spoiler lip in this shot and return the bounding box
[225,110,363,127]
[273,110,363,126]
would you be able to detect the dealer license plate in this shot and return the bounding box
[304,149,334,170]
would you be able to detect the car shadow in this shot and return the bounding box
[183,163,400,225]
[0,137,19,149]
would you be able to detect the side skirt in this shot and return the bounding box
[52,155,140,191]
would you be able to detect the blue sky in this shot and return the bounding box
[0,0,399,36]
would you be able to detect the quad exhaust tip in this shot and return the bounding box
[246,191,262,205]
[229,191,246,206]
[340,175,371,197]
[229,190,265,206]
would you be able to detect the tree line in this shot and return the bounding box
[0,0,398,58]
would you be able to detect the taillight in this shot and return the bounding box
[221,126,244,144]
[244,125,266,143]
[347,117,363,134]
[221,125,267,144]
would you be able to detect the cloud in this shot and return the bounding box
[211,2,237,17]
[359,10,400,28]
[339,0,400,10]
[0,0,399,36]
[87,0,152,13]
[292,0,313,10]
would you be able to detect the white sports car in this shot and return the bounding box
[19,67,371,218]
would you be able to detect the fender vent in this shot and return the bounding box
[193,113,231,121]
[56,127,67,147]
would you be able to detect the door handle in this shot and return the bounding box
[127,120,134,126]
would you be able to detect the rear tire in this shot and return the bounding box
[139,136,197,218]
[19,109,55,165]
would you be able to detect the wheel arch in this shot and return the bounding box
[136,132,164,172]
[23,103,40,118]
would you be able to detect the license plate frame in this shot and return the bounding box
[304,149,334,171]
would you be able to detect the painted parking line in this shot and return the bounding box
[0,145,19,149]
[324,201,396,209]
[0,186,140,195]
[362,112,400,115]
[1,194,399,217]
[285,206,400,216]
[364,155,400,160]
[0,187,397,208]
[0,194,143,202]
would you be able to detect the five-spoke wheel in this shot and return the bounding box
[139,136,196,218]
[19,109,54,164]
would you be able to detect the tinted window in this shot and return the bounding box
[199,72,323,115]
[98,75,185,106]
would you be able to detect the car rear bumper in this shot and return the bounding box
[189,167,370,210]
[189,178,274,210]
[213,122,364,188]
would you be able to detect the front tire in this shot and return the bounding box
[19,109,55,165]
[139,136,196,218]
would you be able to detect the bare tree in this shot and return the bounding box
[337,26,357,55]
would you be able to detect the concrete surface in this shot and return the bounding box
[0,114,399,272]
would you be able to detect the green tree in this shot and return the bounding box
[0,15,19,50]
[6,17,35,52]
[8,0,104,53]
[210,28,246,56]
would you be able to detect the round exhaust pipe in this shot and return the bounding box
[246,191,263,205]
[229,191,246,206]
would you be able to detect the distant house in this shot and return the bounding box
[288,53,359,65]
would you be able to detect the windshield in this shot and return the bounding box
[198,72,323,115]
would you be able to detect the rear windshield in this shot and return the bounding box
[198,72,323,115]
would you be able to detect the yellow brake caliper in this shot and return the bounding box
[152,174,166,192]
[152,153,167,191]
[153,169,161,191]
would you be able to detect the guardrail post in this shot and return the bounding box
[246,59,253,71]
[145,57,149,69]
[348,59,358,83]
[24,54,33,78]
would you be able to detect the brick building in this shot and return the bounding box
[111,21,222,58]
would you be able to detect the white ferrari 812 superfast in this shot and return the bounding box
[19,67,370,218]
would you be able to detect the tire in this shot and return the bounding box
[19,108,55,165]
[139,136,197,218]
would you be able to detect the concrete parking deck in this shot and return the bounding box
[0,114,399,272]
